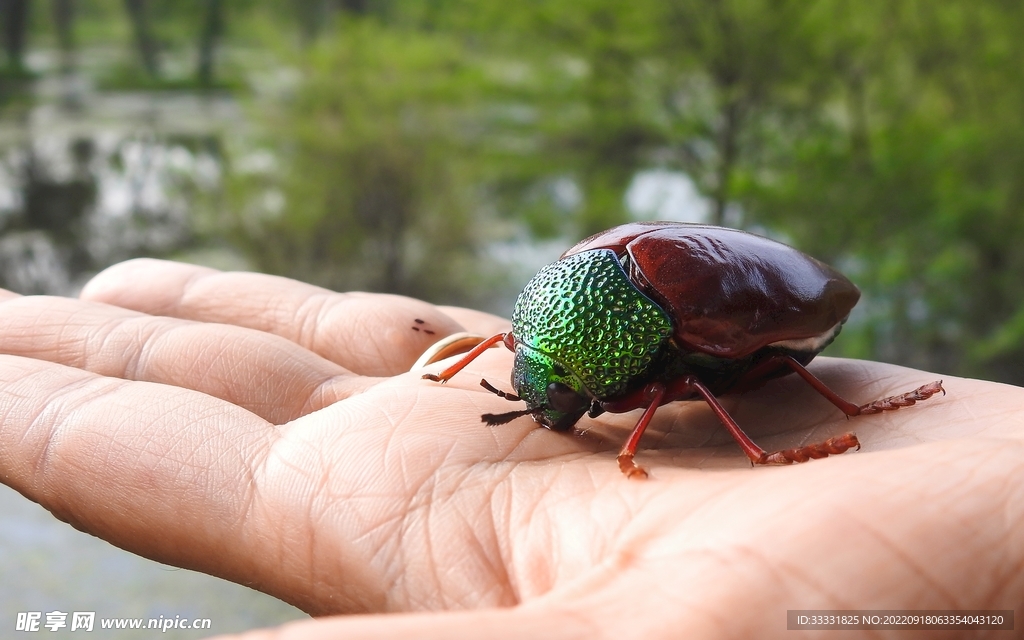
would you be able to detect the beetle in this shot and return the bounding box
[424,222,944,478]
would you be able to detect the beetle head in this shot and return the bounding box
[511,344,592,431]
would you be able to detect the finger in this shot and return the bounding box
[80,259,466,376]
[0,355,291,602]
[0,295,364,423]
[0,351,610,619]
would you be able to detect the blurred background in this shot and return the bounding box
[0,0,1022,635]
[3,0,1023,382]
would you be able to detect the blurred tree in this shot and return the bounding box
[432,0,661,239]
[196,0,223,87]
[123,0,160,78]
[654,0,820,226]
[736,0,1024,384]
[294,0,373,42]
[0,0,29,74]
[543,1,658,236]
[226,17,486,301]
[463,0,1024,385]
[52,0,75,74]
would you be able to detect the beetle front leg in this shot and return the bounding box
[421,333,510,382]
[612,383,667,480]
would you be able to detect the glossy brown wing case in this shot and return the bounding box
[563,222,861,359]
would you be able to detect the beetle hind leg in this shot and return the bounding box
[761,432,860,465]
[744,355,945,418]
[856,380,945,414]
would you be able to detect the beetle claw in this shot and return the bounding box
[617,453,649,480]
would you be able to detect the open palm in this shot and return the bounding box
[0,258,1021,640]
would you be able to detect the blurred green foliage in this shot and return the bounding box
[6,0,1024,385]
[226,17,487,300]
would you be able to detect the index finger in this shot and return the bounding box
[80,259,467,377]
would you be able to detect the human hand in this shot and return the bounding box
[0,259,1020,639]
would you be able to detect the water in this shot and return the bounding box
[0,71,248,295]
[0,484,306,638]
[0,68,304,636]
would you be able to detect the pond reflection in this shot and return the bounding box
[0,89,233,295]
[0,80,306,634]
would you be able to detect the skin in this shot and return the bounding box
[0,258,1022,640]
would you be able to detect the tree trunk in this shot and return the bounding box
[297,0,327,42]
[339,0,368,13]
[52,0,75,74]
[712,97,742,227]
[0,0,29,73]
[197,0,224,88]
[847,65,872,173]
[123,0,160,79]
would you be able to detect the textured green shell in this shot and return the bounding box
[511,249,673,399]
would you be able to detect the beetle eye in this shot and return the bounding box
[546,382,587,414]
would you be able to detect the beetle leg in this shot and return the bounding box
[685,379,773,464]
[855,380,945,414]
[749,355,944,417]
[737,355,859,414]
[686,379,860,466]
[605,377,786,472]
[421,333,509,382]
[482,407,545,426]
[616,383,667,480]
[480,378,520,401]
[760,433,861,465]
[602,370,875,473]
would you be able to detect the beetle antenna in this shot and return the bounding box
[482,407,543,426]
[480,379,520,402]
